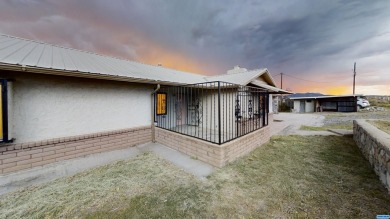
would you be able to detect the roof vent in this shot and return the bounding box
[227,65,247,74]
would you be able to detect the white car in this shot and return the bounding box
[357,98,370,109]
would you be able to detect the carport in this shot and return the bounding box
[290,95,358,113]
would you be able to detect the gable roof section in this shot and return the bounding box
[0,34,289,93]
[205,69,266,85]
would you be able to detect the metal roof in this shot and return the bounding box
[289,94,363,100]
[0,34,287,92]
[249,80,292,94]
[0,34,204,85]
[205,69,266,85]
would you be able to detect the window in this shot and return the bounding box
[0,79,10,143]
[156,93,167,115]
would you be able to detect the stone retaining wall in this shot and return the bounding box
[0,126,151,174]
[353,119,390,192]
[156,126,270,167]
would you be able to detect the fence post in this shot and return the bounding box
[218,81,221,144]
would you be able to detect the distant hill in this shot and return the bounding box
[285,93,324,99]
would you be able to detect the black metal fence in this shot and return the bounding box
[155,81,269,144]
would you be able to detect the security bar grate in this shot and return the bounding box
[155,81,269,144]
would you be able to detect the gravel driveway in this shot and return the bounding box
[271,110,390,136]
[323,111,390,126]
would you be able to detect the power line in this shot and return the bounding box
[272,72,350,83]
[282,73,351,84]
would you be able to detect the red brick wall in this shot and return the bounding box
[156,126,270,167]
[0,126,151,174]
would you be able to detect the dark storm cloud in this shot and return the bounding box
[0,0,389,92]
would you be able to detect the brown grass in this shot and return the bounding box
[368,120,390,135]
[1,136,390,218]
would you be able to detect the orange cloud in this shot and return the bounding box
[325,86,351,95]
[283,83,351,95]
[138,47,206,75]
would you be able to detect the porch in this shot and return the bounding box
[154,81,271,166]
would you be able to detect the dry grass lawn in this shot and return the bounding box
[368,120,390,135]
[1,136,390,218]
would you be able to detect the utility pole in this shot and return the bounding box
[280,73,283,89]
[279,73,283,113]
[353,62,356,95]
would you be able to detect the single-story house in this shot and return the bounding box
[0,34,289,173]
[290,95,359,113]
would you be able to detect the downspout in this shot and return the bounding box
[151,84,160,142]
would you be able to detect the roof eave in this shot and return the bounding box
[0,63,186,86]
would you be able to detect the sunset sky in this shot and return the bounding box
[0,0,389,95]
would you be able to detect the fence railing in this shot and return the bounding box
[155,81,269,144]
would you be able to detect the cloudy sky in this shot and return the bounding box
[1,0,389,94]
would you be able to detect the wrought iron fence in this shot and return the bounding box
[155,81,269,144]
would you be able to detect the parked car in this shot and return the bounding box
[357,97,370,109]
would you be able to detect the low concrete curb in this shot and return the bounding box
[327,129,353,136]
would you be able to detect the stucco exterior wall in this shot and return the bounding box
[1,72,153,143]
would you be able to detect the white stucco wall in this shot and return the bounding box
[292,100,315,113]
[8,73,153,143]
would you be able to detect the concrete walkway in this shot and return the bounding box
[0,142,214,195]
[270,113,345,136]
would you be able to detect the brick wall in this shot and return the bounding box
[156,126,270,167]
[353,119,390,192]
[0,126,151,174]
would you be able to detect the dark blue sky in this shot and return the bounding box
[1,0,389,94]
